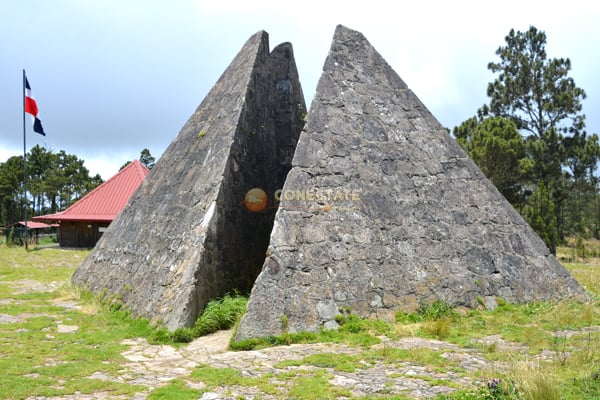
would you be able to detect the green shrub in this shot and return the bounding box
[170,293,247,343]
[397,299,459,323]
[193,293,247,335]
[337,313,365,334]
[170,328,195,343]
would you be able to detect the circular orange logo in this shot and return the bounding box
[244,188,268,212]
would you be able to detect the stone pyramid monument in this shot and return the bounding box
[234,25,585,341]
[73,31,305,330]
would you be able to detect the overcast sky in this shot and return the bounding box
[1,0,599,180]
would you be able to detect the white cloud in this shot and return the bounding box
[85,155,128,180]
[0,148,20,164]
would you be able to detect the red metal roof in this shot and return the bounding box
[33,160,149,223]
[14,221,52,229]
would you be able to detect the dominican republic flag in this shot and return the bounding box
[24,75,46,136]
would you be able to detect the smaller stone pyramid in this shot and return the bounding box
[235,25,586,341]
[73,31,305,330]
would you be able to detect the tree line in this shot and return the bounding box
[454,26,600,253]
[0,145,104,227]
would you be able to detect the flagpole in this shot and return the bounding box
[22,69,28,250]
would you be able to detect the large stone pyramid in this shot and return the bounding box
[234,25,586,340]
[73,31,305,330]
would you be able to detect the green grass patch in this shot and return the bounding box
[0,246,87,282]
[434,299,599,358]
[565,262,600,298]
[275,352,363,372]
[365,347,461,372]
[190,365,253,386]
[229,330,320,350]
[0,246,166,398]
[396,299,460,323]
[146,379,203,399]
[231,313,386,351]
[188,365,281,396]
[287,370,351,400]
[169,293,247,343]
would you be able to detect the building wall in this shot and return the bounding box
[59,221,110,248]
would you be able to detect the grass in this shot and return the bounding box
[565,262,600,299]
[146,379,203,400]
[275,352,363,372]
[558,241,600,300]
[287,370,352,400]
[0,244,161,398]
[1,238,599,399]
[191,365,254,386]
[169,292,247,343]
[230,313,387,351]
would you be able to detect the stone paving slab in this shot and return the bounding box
[111,330,496,399]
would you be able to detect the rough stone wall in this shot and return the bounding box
[235,25,586,341]
[73,31,305,331]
